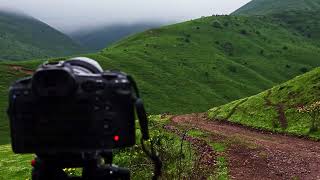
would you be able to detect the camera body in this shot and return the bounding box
[8,58,137,154]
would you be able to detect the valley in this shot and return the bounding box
[1,0,320,179]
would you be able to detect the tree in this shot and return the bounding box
[297,101,320,132]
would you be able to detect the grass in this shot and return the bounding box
[233,0,320,44]
[0,115,200,180]
[233,0,320,16]
[0,11,86,61]
[214,156,229,180]
[186,128,230,180]
[208,67,320,139]
[71,23,161,52]
[0,145,33,180]
[2,14,320,145]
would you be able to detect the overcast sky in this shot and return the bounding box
[0,0,250,34]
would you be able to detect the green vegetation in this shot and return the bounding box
[233,0,320,16]
[271,10,320,44]
[0,145,33,179]
[233,0,320,43]
[71,23,160,52]
[214,156,229,180]
[208,67,320,139]
[0,115,200,180]
[0,11,86,61]
[2,14,320,145]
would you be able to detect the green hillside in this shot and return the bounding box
[233,0,320,44]
[0,11,86,61]
[1,15,320,144]
[208,67,320,139]
[233,0,320,15]
[70,23,161,52]
[271,10,320,44]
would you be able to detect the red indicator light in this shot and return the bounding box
[114,135,120,142]
[31,159,36,167]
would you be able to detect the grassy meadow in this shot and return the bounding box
[208,67,320,139]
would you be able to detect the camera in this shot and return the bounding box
[7,57,146,154]
[7,57,160,179]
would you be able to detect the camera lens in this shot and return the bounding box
[32,69,77,97]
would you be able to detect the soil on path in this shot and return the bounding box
[7,65,33,75]
[171,113,320,180]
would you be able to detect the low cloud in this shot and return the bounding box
[0,0,250,33]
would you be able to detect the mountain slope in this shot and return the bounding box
[232,0,320,43]
[233,0,320,16]
[208,67,320,139]
[71,23,161,52]
[1,15,320,144]
[0,11,86,61]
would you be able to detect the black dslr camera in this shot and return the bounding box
[7,57,153,180]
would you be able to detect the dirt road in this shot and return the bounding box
[171,113,320,180]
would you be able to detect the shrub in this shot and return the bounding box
[260,50,264,55]
[228,66,237,73]
[286,64,291,68]
[240,29,248,35]
[283,46,288,50]
[300,67,308,73]
[211,20,223,29]
[222,42,234,56]
[297,101,320,132]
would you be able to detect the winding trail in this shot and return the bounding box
[171,113,320,180]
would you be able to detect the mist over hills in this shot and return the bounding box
[1,0,320,178]
[0,10,86,61]
[70,23,163,52]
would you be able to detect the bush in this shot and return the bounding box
[240,29,248,35]
[260,50,264,55]
[228,66,237,73]
[211,20,223,29]
[300,67,308,73]
[222,42,234,56]
[297,101,320,132]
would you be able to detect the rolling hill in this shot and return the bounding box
[233,0,320,16]
[208,67,320,139]
[70,23,162,52]
[1,14,320,144]
[233,0,320,43]
[0,10,86,61]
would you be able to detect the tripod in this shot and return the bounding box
[31,151,130,180]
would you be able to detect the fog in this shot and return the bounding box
[0,0,250,34]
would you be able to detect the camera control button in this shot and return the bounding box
[102,72,118,80]
[82,80,105,92]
